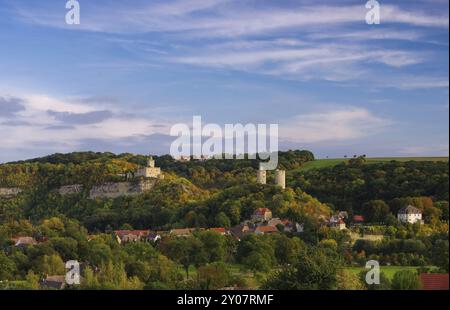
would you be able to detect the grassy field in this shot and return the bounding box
[178,264,266,289]
[296,157,448,172]
[345,266,437,280]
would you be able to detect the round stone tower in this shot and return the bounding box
[275,169,286,189]
[257,165,267,185]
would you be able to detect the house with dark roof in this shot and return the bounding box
[398,205,423,224]
[144,232,162,243]
[420,273,449,290]
[41,275,66,290]
[229,225,252,240]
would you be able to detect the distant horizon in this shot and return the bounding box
[2,149,448,165]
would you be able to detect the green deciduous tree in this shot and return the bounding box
[391,270,421,290]
[263,247,341,290]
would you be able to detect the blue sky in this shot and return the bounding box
[0,0,448,162]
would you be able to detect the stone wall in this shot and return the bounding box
[58,184,84,195]
[0,187,23,198]
[89,179,157,199]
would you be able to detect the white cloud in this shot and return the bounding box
[0,92,170,151]
[280,107,391,143]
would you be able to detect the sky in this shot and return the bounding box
[0,0,448,162]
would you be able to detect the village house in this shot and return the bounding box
[266,218,303,233]
[330,219,346,230]
[398,205,423,224]
[229,224,252,240]
[294,222,304,233]
[114,230,150,244]
[145,232,162,243]
[254,225,279,235]
[251,208,273,222]
[267,218,283,227]
[329,211,348,225]
[208,227,228,235]
[41,275,66,290]
[328,211,348,230]
[11,236,38,248]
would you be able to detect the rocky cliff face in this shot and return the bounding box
[58,184,84,195]
[88,179,157,199]
[0,187,23,198]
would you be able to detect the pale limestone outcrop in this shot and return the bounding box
[89,179,157,199]
[0,187,23,198]
[58,184,84,195]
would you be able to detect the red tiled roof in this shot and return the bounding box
[11,236,38,245]
[420,274,449,290]
[209,227,226,233]
[353,215,365,222]
[255,226,278,233]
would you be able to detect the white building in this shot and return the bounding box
[397,205,423,224]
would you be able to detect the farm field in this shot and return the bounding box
[345,266,437,280]
[296,157,449,172]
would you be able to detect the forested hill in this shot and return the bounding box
[1,150,328,231]
[0,151,448,290]
[1,151,448,231]
[290,157,449,223]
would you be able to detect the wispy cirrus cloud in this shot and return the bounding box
[7,0,448,88]
[12,1,448,35]
[171,41,426,82]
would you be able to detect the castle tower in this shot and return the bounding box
[147,156,155,168]
[135,155,161,179]
[257,165,266,185]
[275,169,286,189]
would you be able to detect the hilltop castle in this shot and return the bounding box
[256,163,286,189]
[134,156,162,179]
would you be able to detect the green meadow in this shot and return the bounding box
[296,157,449,172]
[345,266,438,280]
